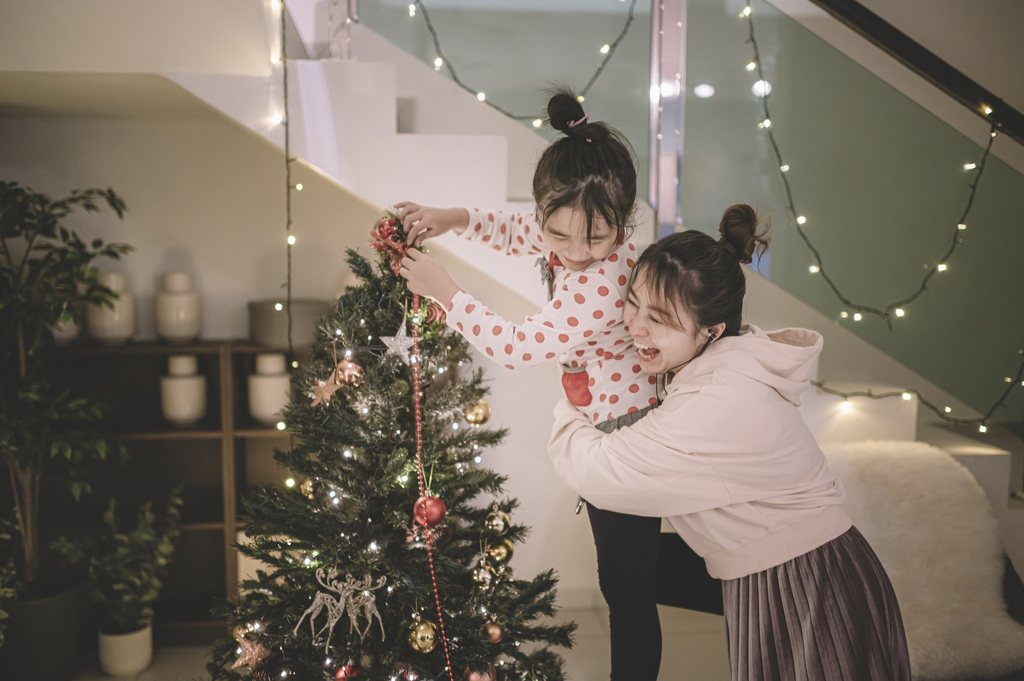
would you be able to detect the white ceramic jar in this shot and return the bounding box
[86,271,136,344]
[98,623,152,676]
[160,354,206,427]
[248,353,290,426]
[155,271,202,343]
[49,316,80,345]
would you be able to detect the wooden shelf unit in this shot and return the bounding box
[50,340,298,644]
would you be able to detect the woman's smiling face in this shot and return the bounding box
[541,206,619,271]
[624,268,724,375]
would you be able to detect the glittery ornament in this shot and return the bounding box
[231,632,271,669]
[472,565,496,588]
[485,509,510,535]
[483,621,505,643]
[382,322,414,364]
[486,538,514,564]
[408,619,438,653]
[464,398,491,425]
[294,568,387,650]
[334,359,364,387]
[413,494,446,527]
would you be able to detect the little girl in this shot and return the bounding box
[398,90,705,680]
[548,205,911,680]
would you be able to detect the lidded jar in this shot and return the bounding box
[160,354,207,427]
[248,353,291,427]
[156,271,202,343]
[86,270,136,344]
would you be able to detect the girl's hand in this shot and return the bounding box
[399,249,461,307]
[395,202,470,246]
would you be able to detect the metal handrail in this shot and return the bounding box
[807,0,1024,147]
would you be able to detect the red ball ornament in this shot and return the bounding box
[336,663,361,679]
[413,495,446,527]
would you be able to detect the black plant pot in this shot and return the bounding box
[0,583,86,681]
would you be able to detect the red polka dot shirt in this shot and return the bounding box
[445,210,657,424]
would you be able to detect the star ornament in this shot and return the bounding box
[381,321,414,365]
[232,635,271,669]
[311,378,342,407]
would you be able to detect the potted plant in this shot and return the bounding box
[0,181,131,679]
[56,491,183,676]
[0,515,18,648]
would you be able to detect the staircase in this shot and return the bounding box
[1,0,1020,598]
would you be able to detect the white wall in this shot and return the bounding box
[0,0,273,77]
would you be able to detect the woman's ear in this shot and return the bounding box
[708,322,726,341]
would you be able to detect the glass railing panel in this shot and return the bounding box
[682,0,1024,424]
[357,0,654,199]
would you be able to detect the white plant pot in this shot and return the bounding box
[156,271,202,342]
[248,353,290,426]
[49,317,81,345]
[98,623,152,677]
[86,271,136,344]
[160,374,206,427]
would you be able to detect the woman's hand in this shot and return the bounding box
[395,202,470,246]
[399,249,461,307]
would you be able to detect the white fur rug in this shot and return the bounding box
[822,441,1024,680]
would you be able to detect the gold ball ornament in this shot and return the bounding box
[334,359,365,388]
[300,479,316,499]
[485,510,511,535]
[464,398,491,426]
[483,621,505,643]
[485,538,514,564]
[408,620,439,653]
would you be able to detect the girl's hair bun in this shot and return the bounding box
[546,89,609,143]
[718,203,770,264]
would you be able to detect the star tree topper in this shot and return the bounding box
[381,321,414,365]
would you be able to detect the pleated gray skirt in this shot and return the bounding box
[722,526,911,681]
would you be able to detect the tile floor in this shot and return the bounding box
[71,606,731,680]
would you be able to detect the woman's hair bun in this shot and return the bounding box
[717,203,770,264]
[546,88,609,143]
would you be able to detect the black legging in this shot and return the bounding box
[587,504,724,680]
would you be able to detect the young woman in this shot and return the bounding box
[547,204,911,680]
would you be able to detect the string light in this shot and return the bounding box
[853,313,862,321]
[894,308,905,317]
[476,92,486,102]
[813,355,1024,426]
[287,234,296,245]
[741,10,998,328]
[796,215,806,224]
[532,119,543,128]
[275,303,283,311]
[937,263,947,271]
[984,106,993,115]
[901,392,912,400]
[410,0,638,120]
[270,113,283,126]
[285,478,295,487]
[809,265,820,273]
[277,421,286,431]
[295,183,303,191]
[840,311,848,318]
[600,44,611,54]
[964,163,976,170]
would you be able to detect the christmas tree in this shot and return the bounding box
[208,215,575,681]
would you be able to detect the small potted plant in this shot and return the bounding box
[0,516,19,648]
[57,490,183,676]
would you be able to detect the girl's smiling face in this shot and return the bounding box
[542,206,619,271]
[624,268,725,375]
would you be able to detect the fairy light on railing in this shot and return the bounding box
[813,350,1024,432]
[742,7,999,329]
[411,0,639,121]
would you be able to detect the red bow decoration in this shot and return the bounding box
[425,301,446,324]
[369,217,409,276]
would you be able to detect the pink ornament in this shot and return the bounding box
[413,495,446,527]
